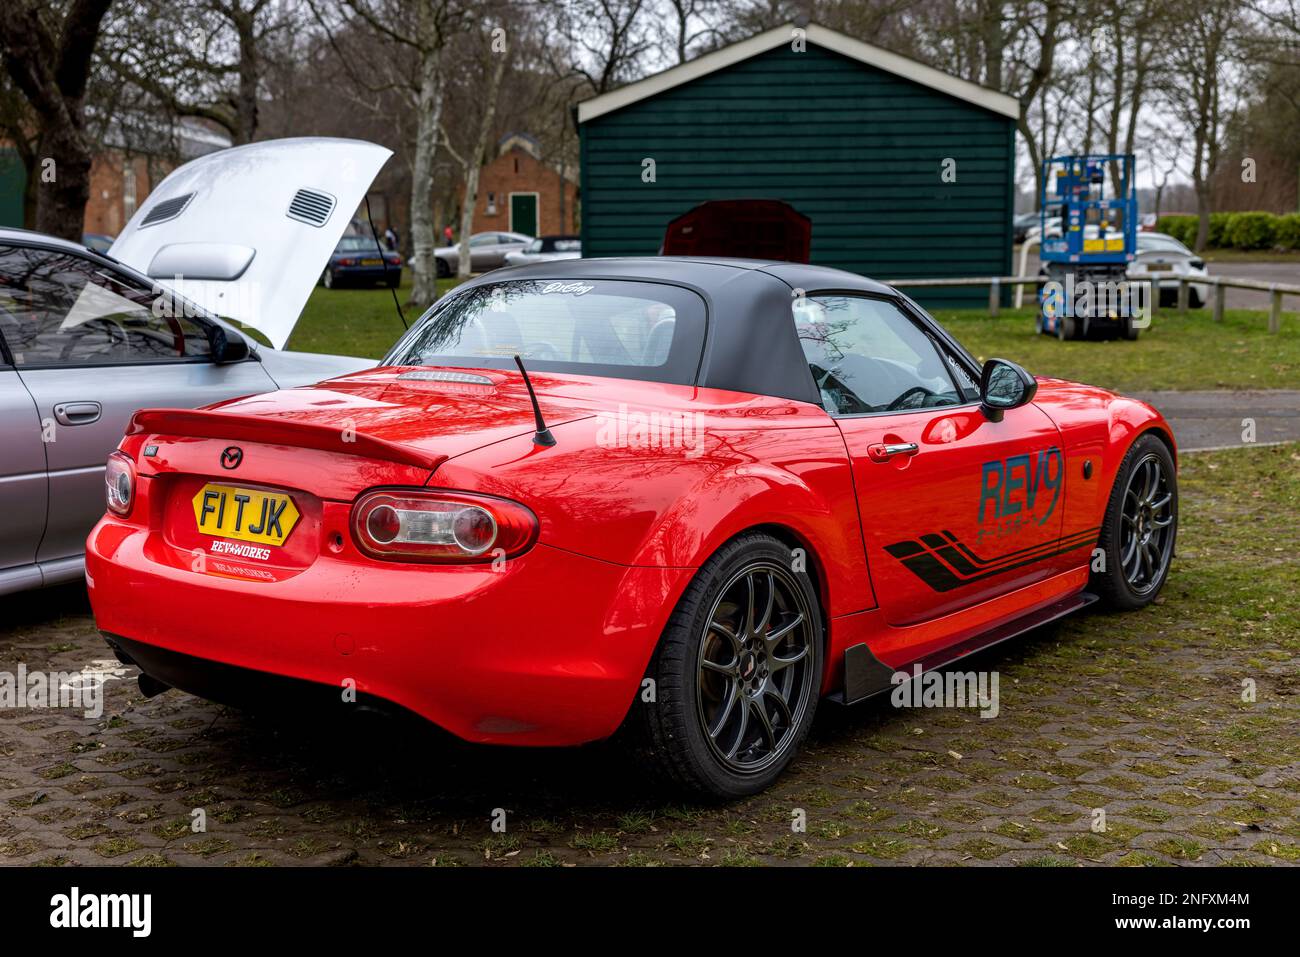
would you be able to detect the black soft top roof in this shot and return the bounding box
[449,257,921,405]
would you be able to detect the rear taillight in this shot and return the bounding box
[105,451,135,516]
[351,489,537,563]
[390,255,403,265]
[339,257,357,266]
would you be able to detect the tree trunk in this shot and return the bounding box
[1193,182,1211,251]
[407,38,444,310]
[455,170,477,280]
[35,123,94,239]
[1020,113,1043,209]
[0,0,113,241]
[232,9,261,145]
[456,52,507,280]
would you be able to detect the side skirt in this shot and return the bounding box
[827,590,1099,706]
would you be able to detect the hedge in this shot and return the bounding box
[1275,213,1300,250]
[1153,210,1300,250]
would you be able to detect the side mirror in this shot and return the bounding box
[979,358,1037,422]
[207,324,250,365]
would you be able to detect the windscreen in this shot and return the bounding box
[337,236,383,252]
[385,279,706,385]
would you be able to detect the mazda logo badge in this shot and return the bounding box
[220,446,243,470]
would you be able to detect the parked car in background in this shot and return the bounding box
[320,235,402,289]
[503,235,581,267]
[435,231,532,276]
[1128,231,1209,307]
[1013,212,1038,245]
[83,233,114,254]
[1023,205,1065,246]
[0,136,392,597]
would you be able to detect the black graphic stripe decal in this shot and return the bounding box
[885,527,1102,593]
[943,527,1100,571]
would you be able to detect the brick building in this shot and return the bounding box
[0,118,230,236]
[469,133,578,238]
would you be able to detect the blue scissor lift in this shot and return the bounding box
[1036,154,1139,340]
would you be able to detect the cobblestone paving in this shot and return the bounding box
[1,444,1296,867]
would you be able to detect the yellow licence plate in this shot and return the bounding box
[192,484,300,546]
[361,258,382,266]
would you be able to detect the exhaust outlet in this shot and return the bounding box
[137,673,171,698]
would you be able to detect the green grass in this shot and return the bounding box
[252,272,463,358]
[929,306,1298,392]
[284,274,1297,393]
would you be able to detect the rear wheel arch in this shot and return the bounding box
[743,523,830,629]
[627,528,828,797]
[670,523,834,698]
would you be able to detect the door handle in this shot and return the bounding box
[866,442,919,463]
[53,401,102,426]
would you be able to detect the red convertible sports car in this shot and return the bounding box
[86,258,1178,797]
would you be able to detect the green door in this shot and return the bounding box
[510,193,538,237]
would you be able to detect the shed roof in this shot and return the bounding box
[576,22,1021,124]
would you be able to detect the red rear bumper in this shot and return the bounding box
[86,515,690,746]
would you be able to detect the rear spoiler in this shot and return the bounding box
[127,408,447,471]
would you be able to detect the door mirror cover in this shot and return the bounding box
[208,324,251,364]
[979,358,1037,419]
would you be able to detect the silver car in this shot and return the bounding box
[503,235,582,267]
[1128,231,1210,307]
[435,231,533,277]
[0,137,390,596]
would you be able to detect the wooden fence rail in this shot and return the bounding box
[886,275,1299,333]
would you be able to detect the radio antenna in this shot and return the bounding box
[513,355,556,447]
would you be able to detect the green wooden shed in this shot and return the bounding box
[577,23,1020,307]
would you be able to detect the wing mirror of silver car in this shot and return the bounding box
[208,324,251,364]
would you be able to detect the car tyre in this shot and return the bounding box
[1122,316,1141,341]
[436,258,450,278]
[386,272,400,289]
[1056,315,1079,341]
[322,268,336,289]
[629,533,824,799]
[1090,433,1177,611]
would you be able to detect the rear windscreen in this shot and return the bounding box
[385,279,706,385]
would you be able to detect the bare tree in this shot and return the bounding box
[545,0,655,95]
[660,0,725,63]
[0,0,114,239]
[1160,0,1240,250]
[316,0,468,310]
[441,25,510,278]
[103,0,301,146]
